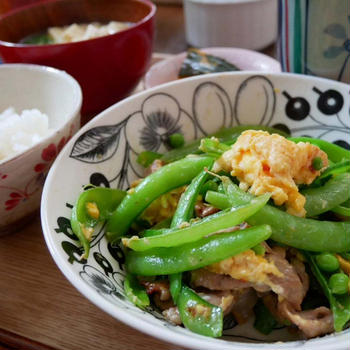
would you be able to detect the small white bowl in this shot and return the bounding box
[0,64,82,234]
[184,0,278,50]
[42,72,349,350]
[145,47,281,89]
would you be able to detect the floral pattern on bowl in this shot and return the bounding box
[42,72,350,350]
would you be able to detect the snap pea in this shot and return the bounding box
[125,225,272,275]
[137,151,162,168]
[123,193,270,251]
[331,205,350,217]
[206,179,350,252]
[289,137,350,163]
[302,173,350,217]
[199,137,231,158]
[160,125,290,163]
[106,156,214,243]
[311,160,350,188]
[124,273,150,308]
[171,170,210,228]
[177,285,223,338]
[168,133,185,149]
[169,273,182,304]
[170,170,210,303]
[71,187,126,259]
[329,273,349,295]
[316,253,340,272]
[304,252,350,332]
[253,299,278,335]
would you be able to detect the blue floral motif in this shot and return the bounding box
[323,17,350,81]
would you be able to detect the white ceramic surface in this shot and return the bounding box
[41,72,349,350]
[184,0,278,50]
[145,47,282,89]
[0,64,82,233]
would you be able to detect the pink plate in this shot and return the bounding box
[145,47,282,89]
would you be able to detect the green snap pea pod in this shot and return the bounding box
[71,187,126,259]
[289,137,350,163]
[137,151,162,168]
[331,205,350,217]
[170,170,210,303]
[160,125,290,163]
[304,252,350,332]
[170,170,211,303]
[206,180,350,252]
[329,273,350,295]
[169,273,182,304]
[124,273,150,308]
[106,156,214,243]
[199,138,231,158]
[302,173,350,217]
[177,285,223,338]
[125,225,272,275]
[205,190,230,210]
[311,160,350,188]
[123,193,270,251]
[171,170,210,228]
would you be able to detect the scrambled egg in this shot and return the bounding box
[206,250,282,286]
[141,187,185,225]
[214,130,328,217]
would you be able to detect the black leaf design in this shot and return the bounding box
[55,217,78,241]
[94,252,113,276]
[90,173,110,188]
[108,243,125,270]
[70,123,124,163]
[61,241,87,264]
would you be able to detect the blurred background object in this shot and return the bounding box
[145,47,281,88]
[0,0,156,120]
[183,0,277,50]
[0,64,81,235]
[278,0,350,83]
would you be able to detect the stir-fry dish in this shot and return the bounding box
[71,125,350,339]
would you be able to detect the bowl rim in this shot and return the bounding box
[41,71,350,350]
[144,47,282,89]
[0,63,82,166]
[0,0,156,48]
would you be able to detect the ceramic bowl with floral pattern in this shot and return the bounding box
[41,72,349,350]
[0,64,81,234]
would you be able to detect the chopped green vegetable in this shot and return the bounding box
[178,49,240,78]
[312,156,323,170]
[168,133,185,149]
[177,285,223,337]
[136,151,162,168]
[253,299,278,335]
[70,187,126,258]
[124,273,150,308]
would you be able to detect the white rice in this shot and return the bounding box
[0,107,53,162]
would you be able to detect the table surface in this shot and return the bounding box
[0,5,276,350]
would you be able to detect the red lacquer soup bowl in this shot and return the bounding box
[0,0,156,118]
